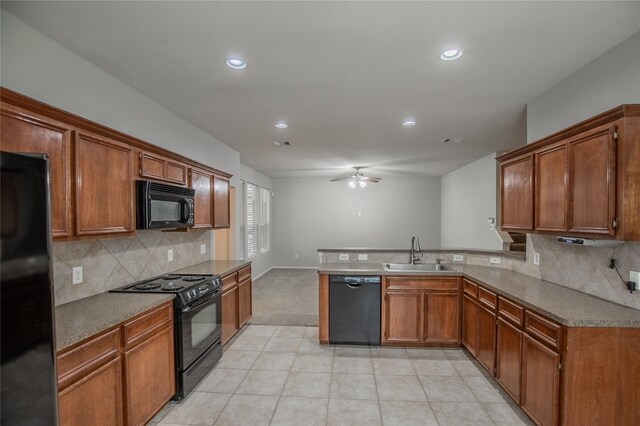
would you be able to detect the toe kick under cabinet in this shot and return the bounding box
[57,301,175,426]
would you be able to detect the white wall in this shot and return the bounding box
[527,31,640,143]
[1,11,273,270]
[440,154,502,250]
[272,177,441,267]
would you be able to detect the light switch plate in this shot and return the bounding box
[72,267,83,285]
[533,252,540,265]
[200,244,206,254]
[490,257,501,264]
[168,249,174,262]
[630,271,640,286]
[358,254,368,261]
[339,253,349,261]
[453,254,464,262]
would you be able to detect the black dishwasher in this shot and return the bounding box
[329,275,381,345]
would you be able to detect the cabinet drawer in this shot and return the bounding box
[478,287,497,310]
[222,272,239,289]
[386,277,459,292]
[498,297,524,327]
[123,302,173,348]
[57,328,120,388]
[462,279,478,298]
[238,265,252,282]
[524,310,562,350]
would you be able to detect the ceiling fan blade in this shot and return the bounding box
[330,177,349,182]
[362,176,381,182]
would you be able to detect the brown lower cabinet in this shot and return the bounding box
[221,265,252,344]
[496,317,523,402]
[57,301,174,426]
[382,276,460,346]
[462,295,479,356]
[521,333,561,426]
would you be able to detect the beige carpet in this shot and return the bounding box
[249,268,318,326]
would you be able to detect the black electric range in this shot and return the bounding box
[112,273,222,399]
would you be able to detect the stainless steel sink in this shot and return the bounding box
[381,263,451,272]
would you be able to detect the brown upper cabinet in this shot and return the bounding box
[1,87,233,239]
[138,150,188,186]
[1,103,74,237]
[213,176,231,228]
[498,105,640,240]
[189,167,214,229]
[500,155,534,231]
[75,132,135,236]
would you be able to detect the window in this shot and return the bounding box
[240,181,271,260]
[259,187,271,253]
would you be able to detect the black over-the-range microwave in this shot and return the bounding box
[137,180,195,229]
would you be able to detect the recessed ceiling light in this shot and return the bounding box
[272,141,281,146]
[275,122,288,129]
[402,120,416,127]
[440,49,463,61]
[225,58,247,70]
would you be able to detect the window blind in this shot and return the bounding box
[239,180,245,260]
[245,182,258,259]
[259,187,271,253]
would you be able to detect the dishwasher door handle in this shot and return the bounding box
[346,283,362,289]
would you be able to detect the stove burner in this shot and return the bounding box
[162,283,184,291]
[134,282,162,290]
[182,276,206,283]
[163,274,182,280]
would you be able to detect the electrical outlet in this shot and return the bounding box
[490,256,501,265]
[533,252,540,266]
[294,253,299,259]
[358,254,368,261]
[339,253,349,261]
[453,254,464,262]
[168,249,174,262]
[200,244,206,254]
[72,267,83,285]
[630,271,640,286]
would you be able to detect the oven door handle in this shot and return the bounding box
[182,290,220,313]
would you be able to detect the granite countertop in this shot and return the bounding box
[171,259,251,276]
[55,260,251,352]
[55,293,174,351]
[318,263,640,328]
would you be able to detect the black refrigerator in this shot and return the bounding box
[1,151,59,425]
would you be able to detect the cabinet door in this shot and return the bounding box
[496,317,523,403]
[384,291,422,343]
[139,152,165,181]
[190,168,214,228]
[1,106,73,237]
[500,155,534,231]
[58,357,123,426]
[213,176,230,228]
[535,144,567,232]
[123,325,175,426]
[424,292,460,344]
[567,124,616,235]
[477,304,497,375]
[521,334,561,426]
[238,278,252,328]
[165,160,187,186]
[462,295,479,355]
[222,286,239,344]
[75,132,134,235]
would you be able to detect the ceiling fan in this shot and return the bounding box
[330,167,382,188]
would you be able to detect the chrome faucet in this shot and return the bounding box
[410,235,423,264]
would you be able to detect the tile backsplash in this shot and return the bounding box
[53,230,213,306]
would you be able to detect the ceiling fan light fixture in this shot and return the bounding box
[358,180,367,188]
[348,180,357,188]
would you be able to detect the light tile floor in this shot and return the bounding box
[151,325,534,426]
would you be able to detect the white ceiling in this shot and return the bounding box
[4,1,640,178]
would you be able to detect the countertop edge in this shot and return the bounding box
[317,248,526,260]
[317,266,640,328]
